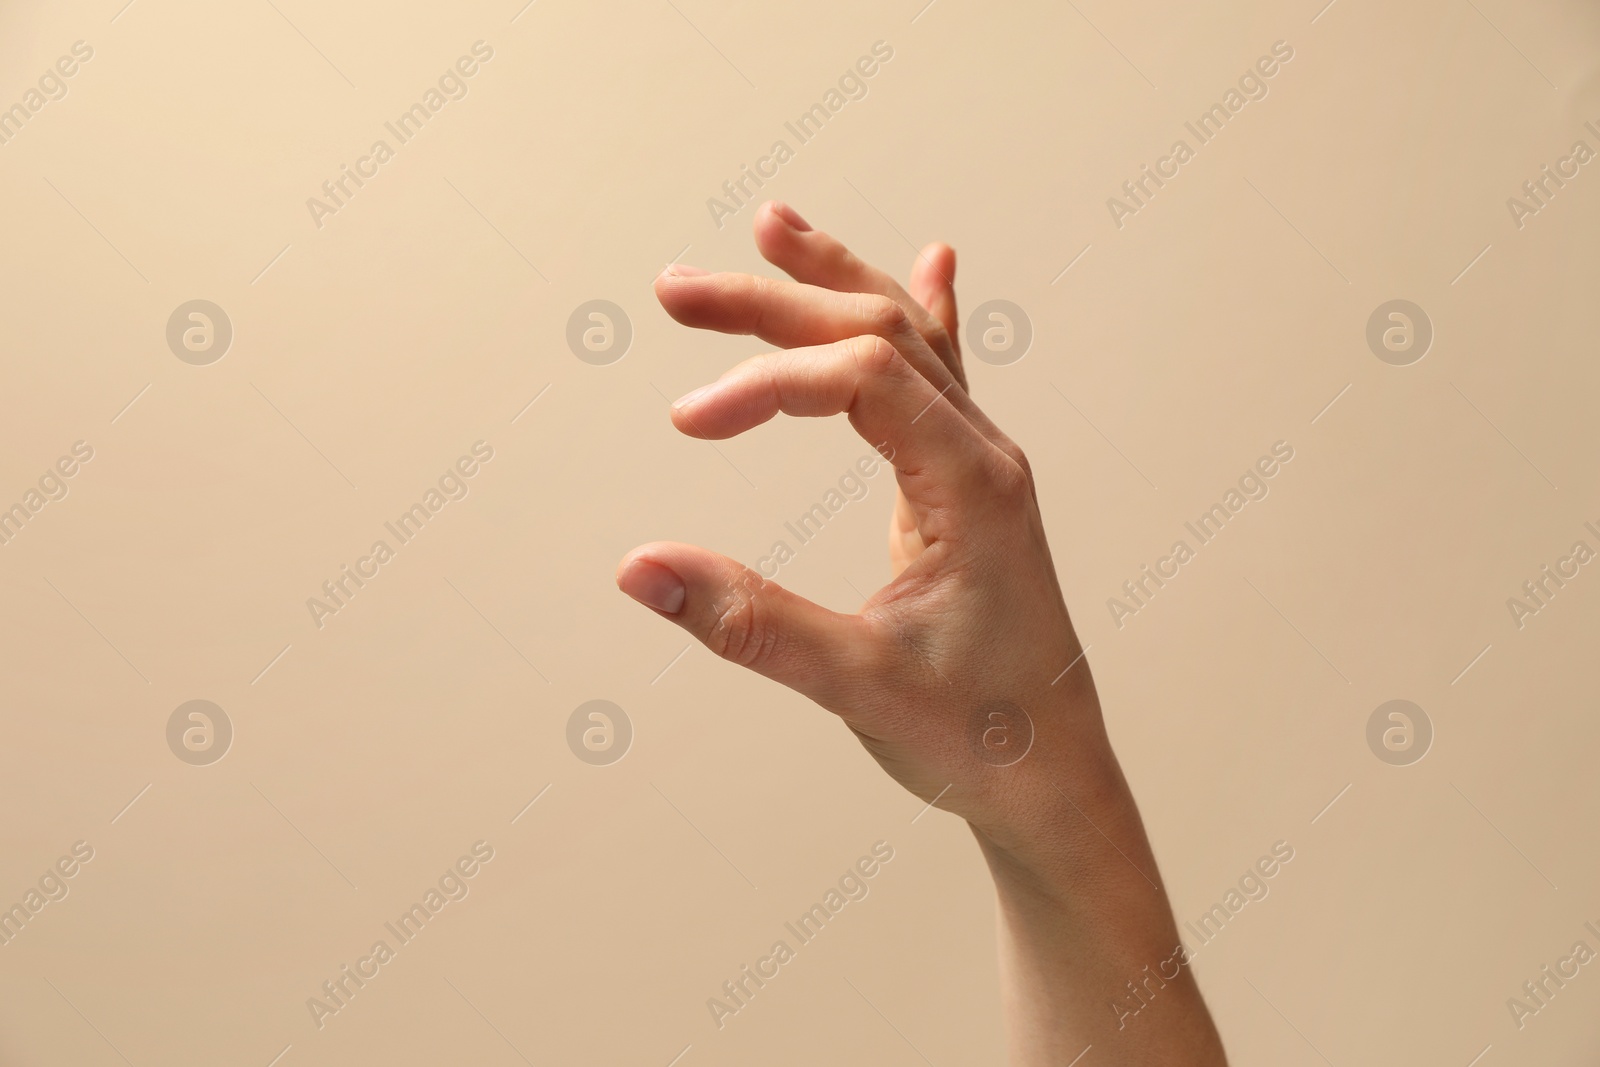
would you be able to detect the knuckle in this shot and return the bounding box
[990,453,1034,502]
[744,275,783,335]
[863,295,910,335]
[705,584,782,669]
[987,430,1032,479]
[849,334,901,378]
[1007,444,1033,480]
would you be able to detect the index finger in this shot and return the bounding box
[752,202,966,390]
[655,268,958,392]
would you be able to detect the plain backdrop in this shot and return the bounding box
[1,0,1598,1063]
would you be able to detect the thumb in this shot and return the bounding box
[616,542,878,711]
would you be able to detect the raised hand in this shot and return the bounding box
[617,201,1227,1066]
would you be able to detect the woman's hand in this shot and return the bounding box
[619,199,1084,837]
[617,201,1227,1065]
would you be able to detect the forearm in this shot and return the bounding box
[970,721,1227,1065]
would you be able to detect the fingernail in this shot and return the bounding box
[672,384,713,409]
[664,262,709,277]
[619,559,686,614]
[769,201,812,231]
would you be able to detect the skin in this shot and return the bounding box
[616,200,1229,1065]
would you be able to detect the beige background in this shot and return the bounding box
[1,0,1598,1063]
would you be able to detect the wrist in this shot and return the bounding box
[963,696,1229,1063]
[962,679,1132,883]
